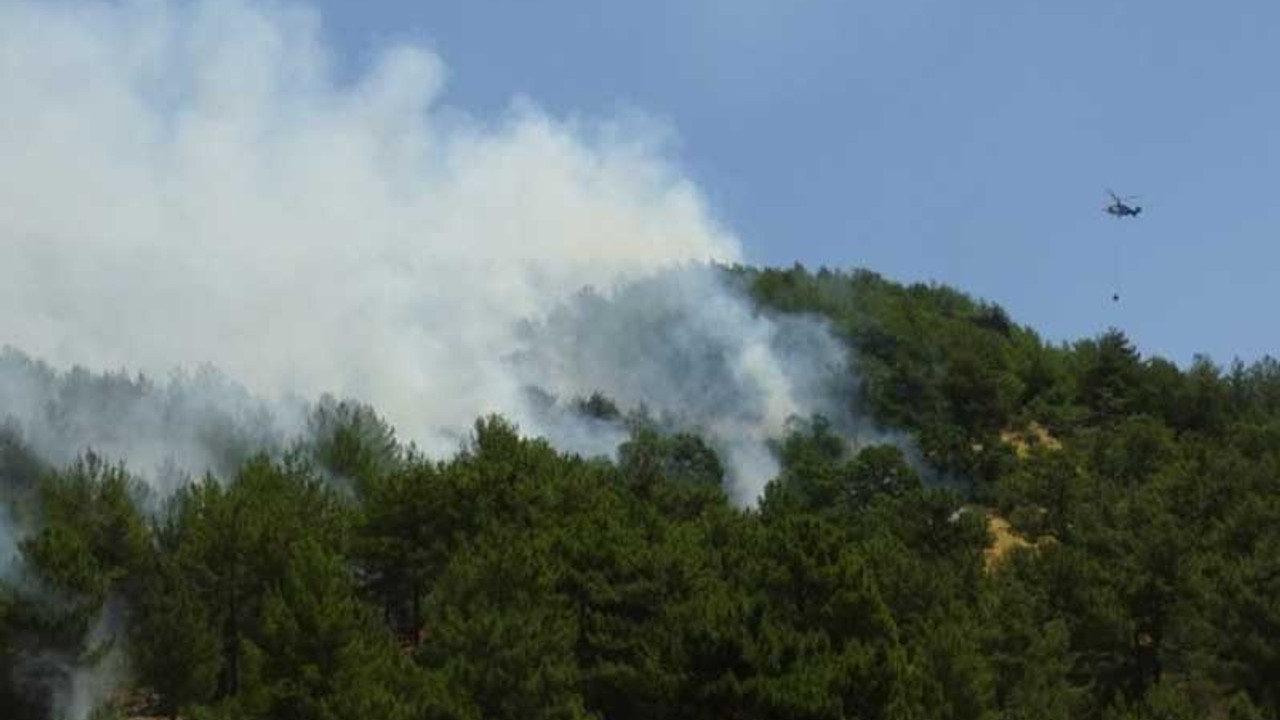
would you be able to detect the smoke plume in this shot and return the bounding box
[0,0,868,502]
[513,267,858,502]
[0,348,294,494]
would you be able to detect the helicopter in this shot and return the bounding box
[1104,189,1142,218]
[1103,189,1142,303]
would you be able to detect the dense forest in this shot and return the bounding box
[2,264,1279,719]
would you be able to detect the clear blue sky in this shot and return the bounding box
[311,1,1279,366]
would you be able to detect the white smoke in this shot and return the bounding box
[0,505,16,577]
[0,0,743,454]
[0,0,868,504]
[54,599,128,720]
[0,348,295,494]
[11,598,129,720]
[513,267,857,502]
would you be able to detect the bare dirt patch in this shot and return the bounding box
[999,421,1063,458]
[984,513,1036,572]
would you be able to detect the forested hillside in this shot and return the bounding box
[3,264,1279,720]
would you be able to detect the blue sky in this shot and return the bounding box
[311,1,1279,365]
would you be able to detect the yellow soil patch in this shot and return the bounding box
[999,421,1063,458]
[984,514,1035,572]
